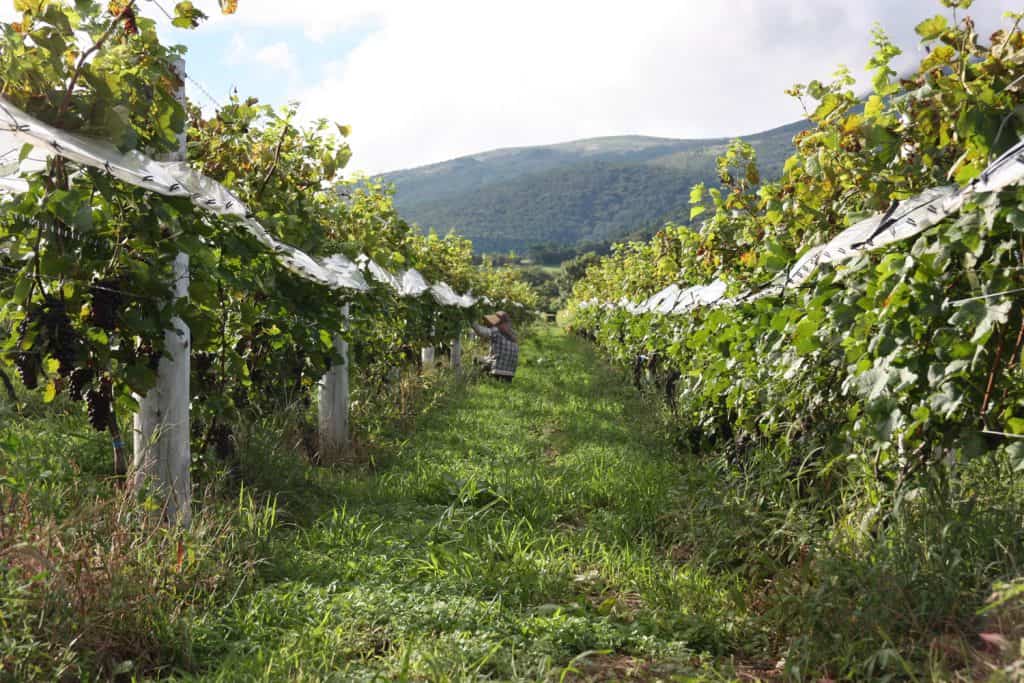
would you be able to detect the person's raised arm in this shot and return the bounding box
[471,323,493,339]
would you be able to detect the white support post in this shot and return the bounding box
[132,58,191,526]
[451,331,462,371]
[318,304,350,456]
[421,323,436,370]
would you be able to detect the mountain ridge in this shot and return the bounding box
[381,119,810,253]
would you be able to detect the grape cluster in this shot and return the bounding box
[193,350,217,387]
[7,295,109,408]
[10,314,39,389]
[53,339,77,378]
[194,351,214,375]
[13,352,39,390]
[40,298,82,385]
[88,278,122,331]
[121,6,138,35]
[85,377,112,432]
[68,367,95,402]
[209,422,234,460]
[122,336,162,372]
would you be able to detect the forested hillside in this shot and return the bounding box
[384,121,809,252]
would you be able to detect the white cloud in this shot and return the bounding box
[225,33,247,63]
[253,41,297,71]
[283,0,1020,174]
[226,35,297,73]
[1,1,1020,175]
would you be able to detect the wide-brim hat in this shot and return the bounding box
[483,311,509,326]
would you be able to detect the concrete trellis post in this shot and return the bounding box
[451,331,462,371]
[132,254,191,524]
[318,303,350,456]
[421,322,436,370]
[132,59,191,526]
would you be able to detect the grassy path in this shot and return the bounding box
[187,328,734,681]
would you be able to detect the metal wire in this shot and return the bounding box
[139,0,225,110]
[185,75,224,110]
[0,263,162,301]
[982,429,1024,440]
[945,287,1024,307]
[142,0,174,21]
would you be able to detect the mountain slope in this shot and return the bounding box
[383,120,809,253]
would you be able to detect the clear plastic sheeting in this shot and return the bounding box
[752,186,959,295]
[655,286,682,314]
[1,128,47,195]
[586,136,1024,318]
[638,284,681,314]
[0,96,544,310]
[430,281,461,306]
[0,99,187,196]
[0,130,47,176]
[672,279,728,314]
[737,283,785,305]
[365,258,402,291]
[0,177,28,194]
[359,258,476,307]
[430,281,477,308]
[771,245,825,293]
[962,138,1024,198]
[162,161,249,218]
[398,268,430,297]
[843,186,958,255]
[322,253,368,291]
[0,97,361,293]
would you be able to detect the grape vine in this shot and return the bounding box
[0,1,539,472]
[567,6,1024,497]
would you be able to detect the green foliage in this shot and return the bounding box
[569,9,1024,487]
[0,0,207,434]
[563,8,1024,679]
[0,1,539,449]
[508,265,559,312]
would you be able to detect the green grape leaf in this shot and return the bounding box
[915,15,948,40]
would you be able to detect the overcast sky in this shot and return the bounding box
[2,1,1020,173]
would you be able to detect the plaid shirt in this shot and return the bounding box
[473,324,519,377]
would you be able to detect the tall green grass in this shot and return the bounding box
[3,327,1023,680]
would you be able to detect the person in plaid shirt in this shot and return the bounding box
[471,311,519,382]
